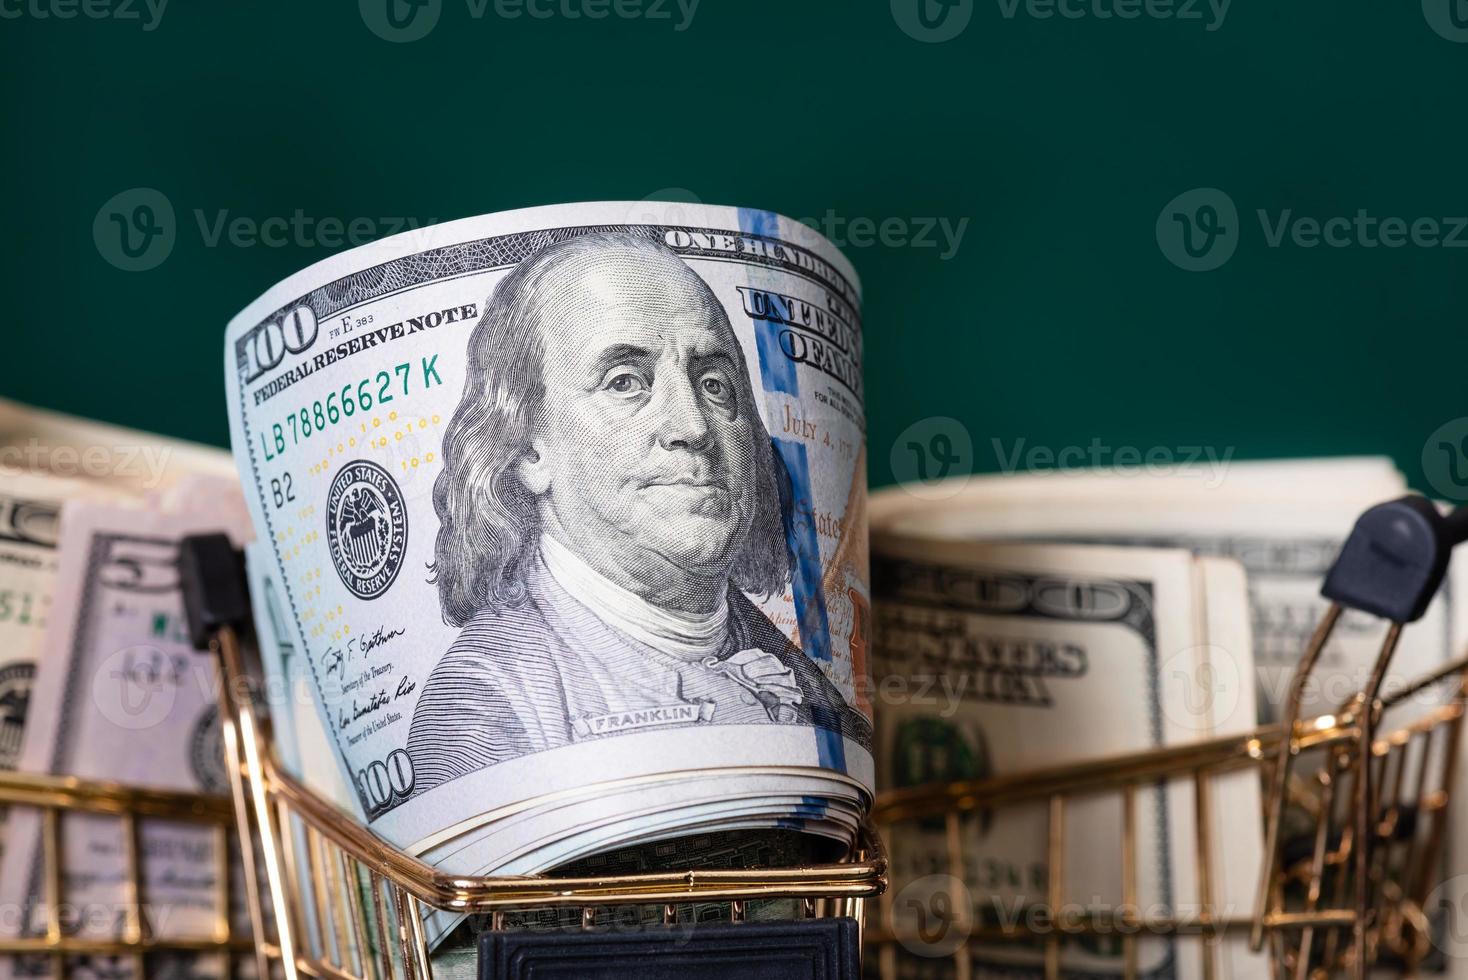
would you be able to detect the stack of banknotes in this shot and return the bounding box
[221,203,877,954]
[869,460,1468,979]
[0,203,882,975]
[0,200,1463,980]
[0,399,252,980]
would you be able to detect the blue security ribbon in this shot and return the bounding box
[739,207,844,776]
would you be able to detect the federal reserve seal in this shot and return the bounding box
[0,661,34,770]
[325,459,408,600]
[190,704,227,794]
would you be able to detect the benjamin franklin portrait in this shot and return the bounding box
[407,231,870,794]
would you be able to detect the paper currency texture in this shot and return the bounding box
[223,203,874,861]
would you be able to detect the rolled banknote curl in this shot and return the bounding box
[0,429,256,980]
[866,462,1468,978]
[221,204,877,949]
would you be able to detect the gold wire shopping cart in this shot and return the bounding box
[175,534,887,980]
[0,769,251,975]
[19,492,1459,980]
[865,495,1468,980]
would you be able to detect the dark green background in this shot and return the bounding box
[3,0,1464,492]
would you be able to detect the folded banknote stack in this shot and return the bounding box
[868,459,1468,979]
[0,203,883,974]
[0,199,874,974]
[0,399,253,980]
[223,203,879,955]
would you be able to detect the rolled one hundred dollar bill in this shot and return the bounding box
[222,203,874,870]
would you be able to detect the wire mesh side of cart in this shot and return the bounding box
[206,623,887,980]
[865,607,1468,980]
[0,768,251,980]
